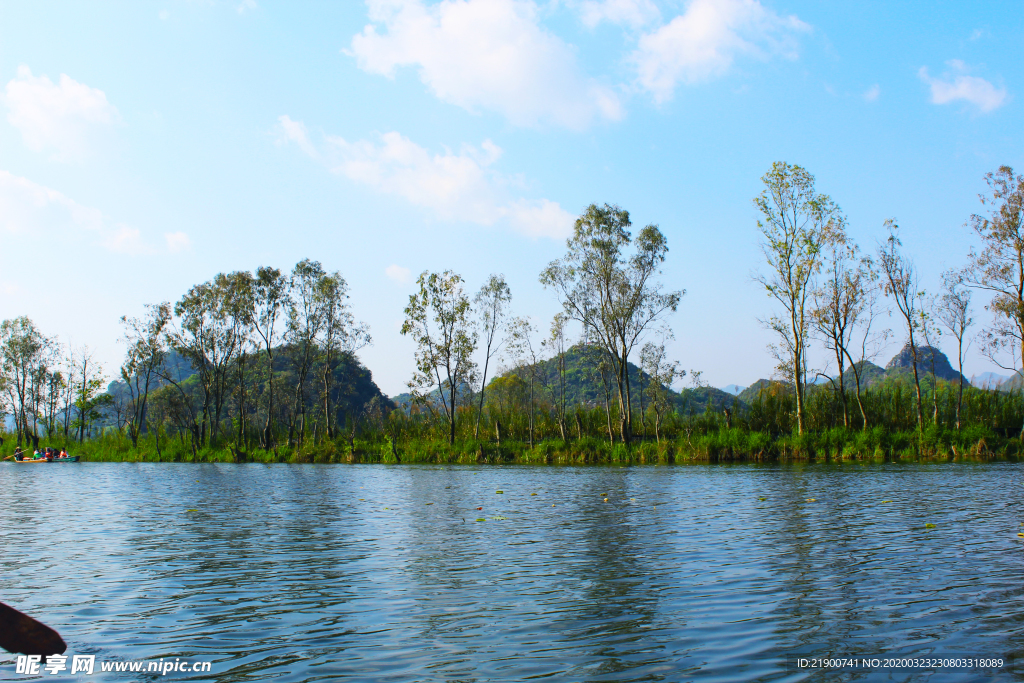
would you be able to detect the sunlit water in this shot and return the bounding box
[1,462,1023,682]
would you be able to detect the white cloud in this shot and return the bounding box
[0,170,186,255]
[574,0,660,28]
[863,84,880,102]
[632,0,810,102]
[165,231,192,253]
[103,225,149,254]
[276,115,318,158]
[348,0,622,129]
[327,131,503,225]
[385,264,412,283]
[279,117,572,239]
[506,198,574,239]
[159,9,170,20]
[919,60,1007,113]
[3,66,120,162]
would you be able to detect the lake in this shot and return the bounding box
[1,462,1023,682]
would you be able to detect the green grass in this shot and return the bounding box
[15,423,1020,466]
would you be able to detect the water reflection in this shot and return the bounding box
[0,462,1022,682]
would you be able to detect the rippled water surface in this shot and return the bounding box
[2,462,1024,682]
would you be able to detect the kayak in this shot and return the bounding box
[11,456,79,463]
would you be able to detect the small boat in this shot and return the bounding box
[10,456,79,463]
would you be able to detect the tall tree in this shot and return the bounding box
[401,270,477,445]
[119,303,171,448]
[72,346,105,443]
[640,339,683,444]
[39,350,66,441]
[473,274,511,440]
[878,220,925,431]
[318,270,370,440]
[754,162,845,435]
[811,239,874,429]
[285,259,328,446]
[964,166,1024,393]
[250,266,289,447]
[170,273,248,447]
[917,297,942,425]
[545,313,570,441]
[541,203,682,444]
[0,317,47,447]
[935,270,973,430]
[506,316,541,449]
[840,283,886,431]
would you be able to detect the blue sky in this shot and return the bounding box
[0,0,1020,396]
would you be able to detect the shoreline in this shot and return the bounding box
[25,427,1021,466]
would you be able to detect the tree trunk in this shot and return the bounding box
[604,398,614,446]
[793,345,806,435]
[528,375,534,449]
[449,386,456,446]
[475,353,492,441]
[322,361,333,440]
[909,339,924,430]
[263,348,275,447]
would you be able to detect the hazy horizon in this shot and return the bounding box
[0,1,1020,397]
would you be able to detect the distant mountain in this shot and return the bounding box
[840,360,886,388]
[997,371,1024,392]
[677,386,743,414]
[103,346,391,424]
[726,346,998,411]
[737,379,791,405]
[390,380,473,412]
[885,344,968,385]
[971,371,1009,389]
[396,344,748,415]
[721,384,744,396]
[105,350,197,400]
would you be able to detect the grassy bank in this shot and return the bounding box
[36,424,1021,465]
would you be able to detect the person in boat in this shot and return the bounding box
[12,447,24,461]
[58,449,68,459]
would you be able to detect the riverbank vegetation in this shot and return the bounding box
[1,164,1023,465]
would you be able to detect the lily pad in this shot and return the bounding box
[925,523,937,529]
[496,490,504,494]
[475,518,486,522]
[185,509,198,512]
[758,497,767,501]
[806,498,816,502]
